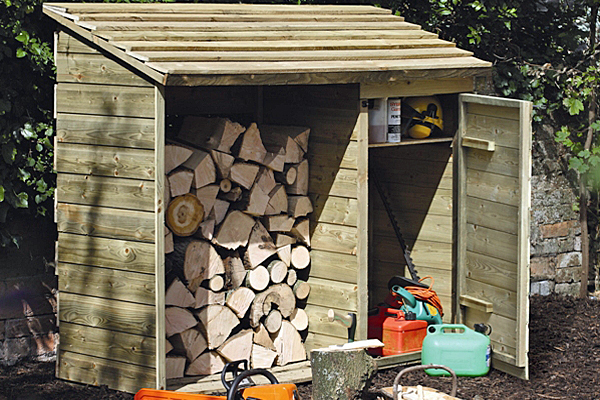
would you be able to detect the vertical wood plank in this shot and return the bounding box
[516,100,532,367]
[455,96,468,325]
[356,100,368,340]
[154,85,166,390]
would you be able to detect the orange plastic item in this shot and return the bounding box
[135,389,223,400]
[381,308,427,356]
[135,384,298,400]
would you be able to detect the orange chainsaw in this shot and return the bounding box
[135,360,300,400]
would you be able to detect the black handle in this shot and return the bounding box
[221,360,249,391]
[226,369,279,400]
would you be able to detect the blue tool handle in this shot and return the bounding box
[391,285,416,307]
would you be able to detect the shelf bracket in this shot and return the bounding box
[462,136,495,151]
[459,294,494,313]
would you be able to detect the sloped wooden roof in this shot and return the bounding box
[44,3,491,86]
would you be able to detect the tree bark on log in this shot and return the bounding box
[311,348,377,400]
[249,283,295,327]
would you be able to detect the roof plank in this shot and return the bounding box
[77,13,403,23]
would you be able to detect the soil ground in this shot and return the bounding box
[1,294,599,400]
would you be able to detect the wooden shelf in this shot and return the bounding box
[368,137,453,148]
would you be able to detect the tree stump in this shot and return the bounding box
[311,348,377,400]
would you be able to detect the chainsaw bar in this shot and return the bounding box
[372,175,428,289]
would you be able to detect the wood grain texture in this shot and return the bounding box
[56,173,154,211]
[56,203,155,242]
[56,52,152,87]
[58,263,155,305]
[57,233,155,273]
[361,77,473,98]
[309,250,357,284]
[311,222,358,255]
[59,292,155,336]
[57,113,155,149]
[59,322,156,366]
[310,195,358,227]
[55,83,155,118]
[56,142,155,180]
[306,277,358,311]
[57,350,156,394]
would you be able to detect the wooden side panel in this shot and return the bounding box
[369,144,454,321]
[55,32,158,393]
[457,94,531,378]
[264,84,361,348]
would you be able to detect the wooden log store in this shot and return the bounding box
[45,2,532,394]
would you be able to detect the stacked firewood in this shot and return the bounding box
[163,117,312,379]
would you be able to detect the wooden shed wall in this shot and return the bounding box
[369,144,454,320]
[263,85,365,348]
[55,32,159,393]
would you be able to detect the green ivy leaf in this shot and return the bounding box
[16,48,26,58]
[563,98,584,115]
[0,186,4,202]
[1,142,16,164]
[14,192,28,208]
[15,31,29,44]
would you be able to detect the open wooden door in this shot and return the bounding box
[455,94,532,379]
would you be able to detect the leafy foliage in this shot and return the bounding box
[0,0,56,247]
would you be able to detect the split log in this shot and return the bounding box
[212,199,230,225]
[184,241,225,291]
[166,278,195,308]
[230,162,260,190]
[262,215,294,232]
[245,184,270,217]
[277,245,292,267]
[219,179,232,193]
[293,281,311,301]
[224,254,246,290]
[311,348,377,400]
[165,227,174,254]
[238,122,267,164]
[166,356,186,379]
[213,211,255,250]
[245,265,270,292]
[164,174,171,209]
[276,234,296,248]
[196,304,240,350]
[170,327,207,362]
[265,185,288,216]
[211,150,236,179]
[267,260,288,284]
[165,307,197,337]
[290,308,309,331]
[217,329,253,363]
[226,286,255,318]
[255,167,277,195]
[183,149,216,189]
[168,169,194,197]
[178,116,245,154]
[273,320,307,366]
[194,185,219,216]
[249,283,296,327]
[291,218,311,247]
[276,165,298,186]
[287,196,313,218]
[285,160,309,196]
[253,323,276,351]
[245,222,277,269]
[262,147,286,172]
[286,268,298,286]
[261,125,308,164]
[251,344,278,369]
[195,287,226,308]
[186,351,226,376]
[165,144,193,174]
[221,186,243,202]
[291,245,311,270]
[196,218,215,241]
[208,275,225,292]
[264,309,283,334]
[166,340,174,355]
[166,194,204,237]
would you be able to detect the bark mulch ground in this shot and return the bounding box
[1,294,599,399]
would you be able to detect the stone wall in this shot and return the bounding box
[530,124,583,296]
[0,212,57,365]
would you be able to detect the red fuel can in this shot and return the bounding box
[381,309,428,356]
[368,306,394,356]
